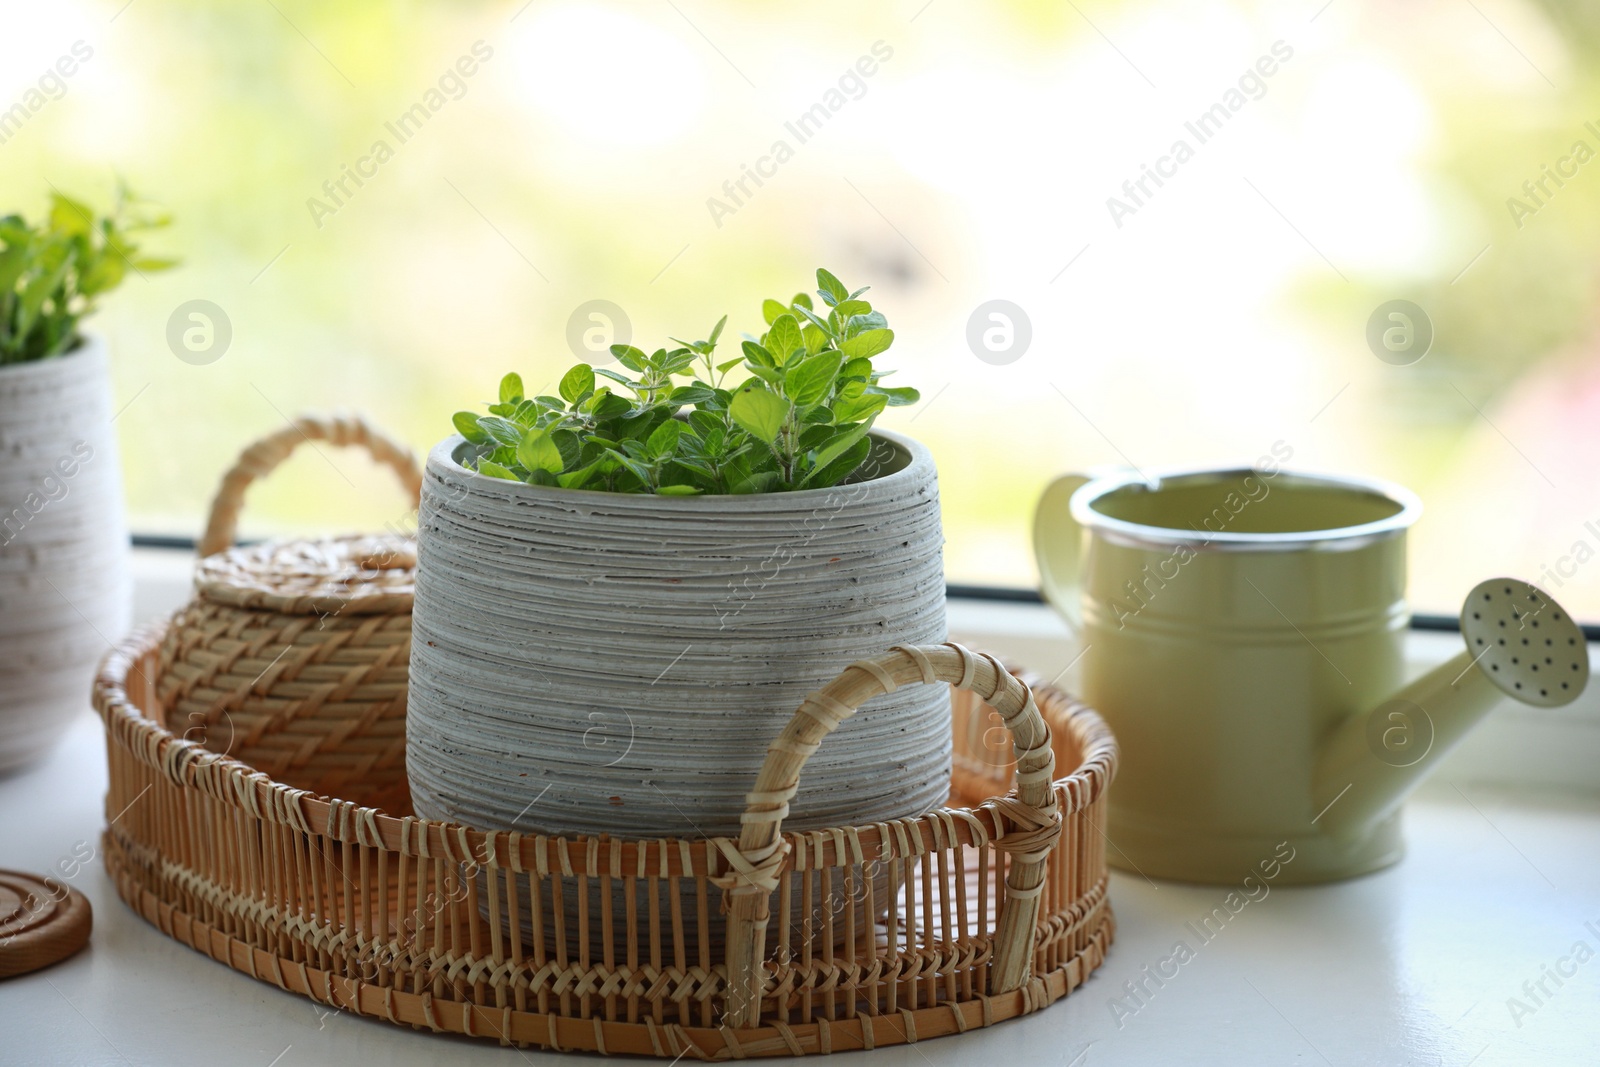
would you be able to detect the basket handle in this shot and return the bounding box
[719,642,1060,1029]
[197,413,423,557]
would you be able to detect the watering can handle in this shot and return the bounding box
[1032,473,1094,633]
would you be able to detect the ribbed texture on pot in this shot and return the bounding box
[407,430,949,838]
[0,337,130,771]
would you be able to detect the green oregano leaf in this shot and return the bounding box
[559,364,596,404]
[785,351,842,408]
[646,418,682,460]
[516,427,564,474]
[453,411,488,443]
[840,328,893,360]
[500,373,524,404]
[766,314,803,364]
[477,459,519,480]
[729,387,788,445]
[477,416,523,448]
[816,268,847,306]
[869,384,921,406]
[803,435,872,489]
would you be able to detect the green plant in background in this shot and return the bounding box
[0,183,176,365]
[453,268,919,494]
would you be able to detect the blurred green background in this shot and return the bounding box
[3,0,1598,615]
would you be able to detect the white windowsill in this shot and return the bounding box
[0,547,1594,1065]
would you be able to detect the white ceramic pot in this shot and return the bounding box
[407,429,950,840]
[0,336,131,771]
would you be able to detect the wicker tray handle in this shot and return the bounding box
[721,642,1060,1028]
[198,413,423,557]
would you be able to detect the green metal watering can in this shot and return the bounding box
[1033,465,1589,884]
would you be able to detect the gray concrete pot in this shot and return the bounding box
[0,336,131,771]
[406,429,949,841]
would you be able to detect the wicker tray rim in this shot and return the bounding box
[96,621,1118,878]
[102,846,1114,1059]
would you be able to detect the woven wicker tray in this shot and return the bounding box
[95,626,1117,1058]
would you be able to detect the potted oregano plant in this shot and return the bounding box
[407,269,950,845]
[0,186,175,770]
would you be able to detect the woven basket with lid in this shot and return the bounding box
[155,414,421,814]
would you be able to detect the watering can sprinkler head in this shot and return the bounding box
[1314,578,1589,838]
[1456,579,1591,707]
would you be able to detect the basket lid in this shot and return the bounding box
[194,534,416,615]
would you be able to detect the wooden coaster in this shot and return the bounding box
[0,870,92,979]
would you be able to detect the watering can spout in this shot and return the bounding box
[1313,579,1588,839]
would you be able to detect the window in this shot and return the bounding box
[6,1,1596,616]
